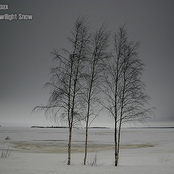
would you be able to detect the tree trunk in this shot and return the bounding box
[84,123,88,165]
[114,117,118,166]
[67,126,72,165]
[84,96,91,165]
[115,151,118,166]
[116,68,125,166]
[116,121,122,166]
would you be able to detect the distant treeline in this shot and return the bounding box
[31,126,68,128]
[31,126,110,129]
[89,127,110,129]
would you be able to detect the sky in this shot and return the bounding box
[0,0,174,127]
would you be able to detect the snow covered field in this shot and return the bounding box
[0,127,174,174]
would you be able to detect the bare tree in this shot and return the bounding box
[33,16,90,165]
[65,16,91,165]
[33,18,153,167]
[83,24,110,165]
[102,25,152,166]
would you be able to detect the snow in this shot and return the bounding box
[0,127,174,174]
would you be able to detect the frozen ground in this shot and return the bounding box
[0,127,174,174]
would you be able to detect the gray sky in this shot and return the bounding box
[0,0,174,127]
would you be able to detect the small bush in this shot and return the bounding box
[1,137,11,158]
[87,152,105,167]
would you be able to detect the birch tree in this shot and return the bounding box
[83,24,110,165]
[33,16,90,165]
[103,26,152,166]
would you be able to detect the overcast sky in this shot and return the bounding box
[0,0,174,127]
